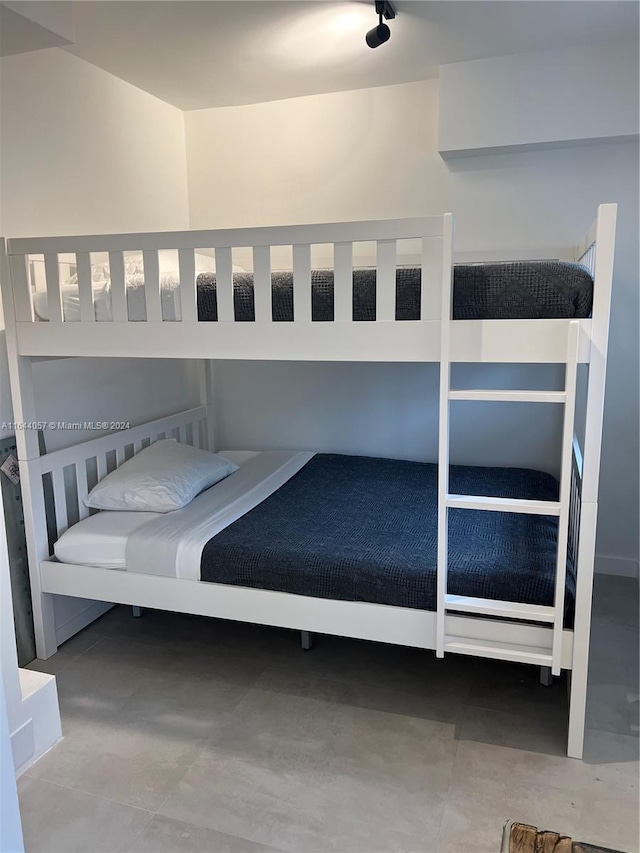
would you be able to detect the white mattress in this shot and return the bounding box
[52,450,311,573]
[53,511,162,569]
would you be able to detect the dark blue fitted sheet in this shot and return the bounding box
[200,454,574,618]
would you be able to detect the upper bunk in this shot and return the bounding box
[1,207,616,364]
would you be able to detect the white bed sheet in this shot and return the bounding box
[53,450,313,574]
[125,450,313,580]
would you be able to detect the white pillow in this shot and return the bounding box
[84,439,239,512]
[157,250,246,275]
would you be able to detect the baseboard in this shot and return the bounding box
[595,554,639,580]
[54,599,114,645]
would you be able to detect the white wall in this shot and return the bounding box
[0,47,200,646]
[439,40,639,156]
[186,46,639,577]
[0,47,189,237]
[215,360,564,474]
[186,80,450,228]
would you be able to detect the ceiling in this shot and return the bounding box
[0,2,70,56]
[4,1,639,110]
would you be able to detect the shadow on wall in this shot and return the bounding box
[214,360,565,477]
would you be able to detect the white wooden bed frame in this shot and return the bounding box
[0,205,617,759]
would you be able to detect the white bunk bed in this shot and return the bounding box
[0,206,617,760]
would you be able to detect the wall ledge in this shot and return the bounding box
[440,133,639,161]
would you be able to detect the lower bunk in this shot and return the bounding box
[40,561,575,669]
[46,447,575,669]
[27,404,590,754]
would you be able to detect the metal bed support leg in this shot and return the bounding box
[300,631,312,651]
[539,666,553,687]
[131,606,142,618]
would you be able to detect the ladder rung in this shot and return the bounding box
[446,495,561,516]
[444,594,555,623]
[444,636,553,666]
[448,389,567,404]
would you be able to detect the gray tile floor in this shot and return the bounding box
[20,576,639,853]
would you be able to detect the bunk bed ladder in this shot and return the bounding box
[436,289,580,676]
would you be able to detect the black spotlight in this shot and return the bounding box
[366,0,395,49]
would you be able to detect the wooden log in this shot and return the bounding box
[506,823,537,853]
[502,821,622,853]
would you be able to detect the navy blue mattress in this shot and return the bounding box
[200,454,574,619]
[194,262,593,321]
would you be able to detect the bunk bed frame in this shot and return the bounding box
[0,205,617,760]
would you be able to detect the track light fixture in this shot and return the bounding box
[365,0,395,48]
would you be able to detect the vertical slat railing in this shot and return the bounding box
[376,240,396,322]
[50,467,68,537]
[76,460,90,521]
[421,237,443,320]
[293,244,312,322]
[44,254,63,323]
[568,440,582,572]
[142,250,162,322]
[109,252,128,322]
[579,244,595,277]
[253,246,271,322]
[436,214,455,658]
[334,242,353,322]
[76,253,94,324]
[215,247,234,322]
[96,452,108,483]
[198,418,207,449]
[551,320,580,674]
[178,248,197,323]
[8,254,33,322]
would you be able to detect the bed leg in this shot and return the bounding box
[33,592,58,660]
[300,631,312,651]
[131,606,142,618]
[539,666,553,687]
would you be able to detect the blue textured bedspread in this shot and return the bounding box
[194,262,593,321]
[200,454,575,618]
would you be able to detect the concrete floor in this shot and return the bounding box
[20,575,639,853]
